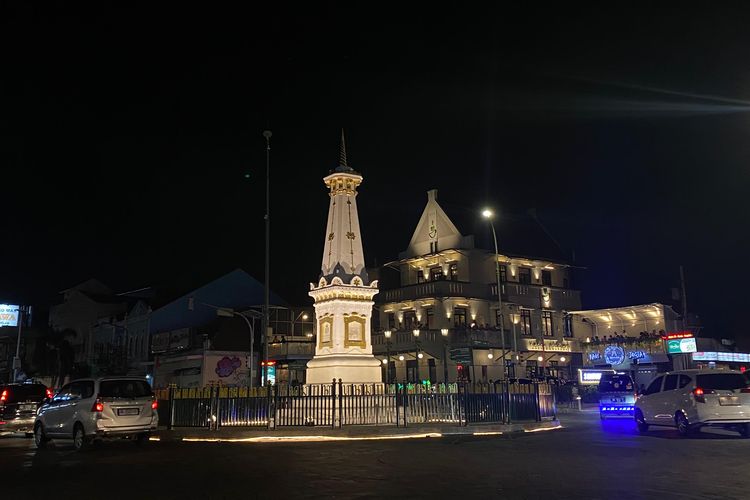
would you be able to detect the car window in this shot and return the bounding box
[663,374,678,391]
[68,382,85,399]
[678,375,692,389]
[53,384,72,402]
[696,373,749,391]
[598,374,634,393]
[643,376,663,395]
[99,380,153,398]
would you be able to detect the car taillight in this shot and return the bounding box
[0,390,7,403]
[46,388,53,399]
[741,388,750,393]
[693,387,713,403]
[91,398,104,412]
[151,399,158,410]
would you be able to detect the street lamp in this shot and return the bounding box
[441,328,449,385]
[262,129,272,387]
[211,305,262,387]
[482,208,507,380]
[413,329,421,383]
[291,311,310,337]
[384,330,393,383]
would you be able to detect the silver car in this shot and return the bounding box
[34,377,158,450]
[635,369,750,437]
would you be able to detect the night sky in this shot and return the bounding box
[2,5,749,339]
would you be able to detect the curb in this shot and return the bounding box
[155,419,561,443]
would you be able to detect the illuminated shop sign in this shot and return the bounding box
[578,368,615,385]
[604,346,625,365]
[524,339,572,352]
[0,304,19,327]
[662,331,693,340]
[693,352,750,362]
[666,338,697,354]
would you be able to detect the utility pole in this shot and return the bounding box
[679,265,688,331]
[12,307,23,382]
[262,129,272,385]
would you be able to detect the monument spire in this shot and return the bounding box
[306,132,381,384]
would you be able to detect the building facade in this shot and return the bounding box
[373,189,583,383]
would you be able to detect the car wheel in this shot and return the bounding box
[73,424,90,451]
[635,409,649,433]
[676,412,692,437]
[34,423,49,449]
[739,423,750,438]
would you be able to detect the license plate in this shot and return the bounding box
[117,408,140,416]
[719,396,740,406]
[611,398,624,402]
[20,404,36,411]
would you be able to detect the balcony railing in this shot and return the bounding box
[268,339,315,359]
[380,280,492,303]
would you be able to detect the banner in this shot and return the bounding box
[0,304,19,327]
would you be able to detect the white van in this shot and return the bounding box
[635,369,750,437]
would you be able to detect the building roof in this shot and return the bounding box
[149,268,287,334]
[568,303,680,325]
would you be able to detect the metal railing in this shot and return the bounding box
[156,380,556,430]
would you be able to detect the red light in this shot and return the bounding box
[91,398,104,412]
[0,390,7,403]
[693,387,704,396]
[151,400,158,410]
[46,388,53,399]
[262,361,276,367]
[662,331,694,340]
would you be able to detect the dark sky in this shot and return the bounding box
[2,4,749,338]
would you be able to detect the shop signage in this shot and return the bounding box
[0,304,19,327]
[604,345,625,365]
[578,368,615,385]
[662,331,693,340]
[666,337,697,354]
[524,339,572,352]
[449,347,472,363]
[627,350,647,360]
[694,351,750,362]
[588,351,602,361]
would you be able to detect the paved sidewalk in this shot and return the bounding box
[156,419,561,443]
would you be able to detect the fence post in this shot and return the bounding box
[534,382,541,422]
[505,381,511,425]
[402,381,408,428]
[167,384,176,430]
[267,384,275,430]
[395,383,400,428]
[331,379,336,429]
[339,379,344,428]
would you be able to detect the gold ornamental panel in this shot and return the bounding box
[344,314,367,348]
[319,316,334,348]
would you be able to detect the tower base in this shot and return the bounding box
[306,355,382,384]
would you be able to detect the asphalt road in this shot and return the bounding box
[1,412,748,499]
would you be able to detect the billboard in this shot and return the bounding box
[0,304,20,327]
[666,337,697,354]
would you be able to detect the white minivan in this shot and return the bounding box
[34,377,158,450]
[634,369,750,437]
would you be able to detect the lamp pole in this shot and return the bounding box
[441,328,449,384]
[205,303,259,387]
[483,209,507,380]
[509,308,519,378]
[413,329,421,383]
[262,130,272,385]
[384,330,392,383]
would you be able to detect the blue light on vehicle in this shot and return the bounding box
[599,406,634,412]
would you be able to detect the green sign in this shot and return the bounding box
[449,347,472,363]
[667,338,697,354]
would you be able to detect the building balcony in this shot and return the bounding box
[267,337,315,360]
[380,280,492,303]
[491,283,582,311]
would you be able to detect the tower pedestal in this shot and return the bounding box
[305,355,382,384]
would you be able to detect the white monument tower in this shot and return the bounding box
[305,131,382,384]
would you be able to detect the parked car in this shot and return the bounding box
[598,373,637,419]
[0,383,53,435]
[34,377,158,450]
[635,369,750,437]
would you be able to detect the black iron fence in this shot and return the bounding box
[154,380,556,430]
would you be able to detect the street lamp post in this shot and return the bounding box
[290,311,309,337]
[441,328,449,384]
[384,330,393,383]
[262,129,272,386]
[413,329,421,383]
[509,308,519,378]
[206,304,261,387]
[482,209,507,380]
